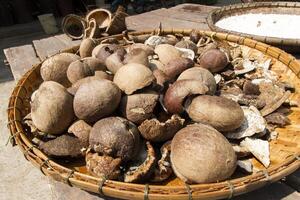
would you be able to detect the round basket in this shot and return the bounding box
[207,1,300,53]
[7,29,300,200]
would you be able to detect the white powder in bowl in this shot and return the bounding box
[215,13,300,39]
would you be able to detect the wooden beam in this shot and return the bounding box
[3,45,40,81]
[33,34,81,60]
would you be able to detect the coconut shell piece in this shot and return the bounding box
[214,74,223,85]
[186,95,244,132]
[175,40,197,53]
[124,142,156,183]
[171,123,237,183]
[73,79,121,122]
[177,67,216,95]
[197,48,228,73]
[23,113,40,135]
[23,113,56,140]
[39,135,85,158]
[260,90,291,116]
[162,57,194,80]
[62,14,87,40]
[120,91,159,124]
[234,59,256,75]
[197,42,218,57]
[149,60,169,87]
[138,115,184,142]
[190,30,201,43]
[225,106,266,139]
[151,141,173,182]
[164,80,209,114]
[124,48,149,66]
[240,137,270,168]
[84,18,102,39]
[231,143,251,158]
[85,8,112,29]
[68,120,91,146]
[219,87,243,102]
[93,44,124,63]
[40,53,80,87]
[152,69,169,88]
[175,47,195,61]
[105,48,126,74]
[67,74,112,95]
[154,44,182,65]
[243,80,260,95]
[89,117,140,162]
[258,82,285,107]
[145,36,178,47]
[67,57,106,84]
[86,149,121,180]
[94,71,113,80]
[79,38,97,58]
[221,69,236,80]
[265,112,291,127]
[129,43,154,55]
[149,59,165,71]
[237,159,253,173]
[237,95,266,109]
[113,63,155,95]
[31,81,74,135]
[91,44,108,58]
[105,6,128,35]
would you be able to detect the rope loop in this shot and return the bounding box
[144,184,149,200]
[39,158,50,175]
[23,145,35,160]
[185,183,193,200]
[66,170,75,186]
[98,176,107,196]
[5,131,21,146]
[226,181,234,199]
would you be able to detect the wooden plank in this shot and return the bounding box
[169,3,218,12]
[33,36,68,60]
[33,34,81,61]
[147,8,208,23]
[126,4,218,31]
[54,34,82,47]
[3,45,40,81]
[126,13,209,31]
[147,4,218,24]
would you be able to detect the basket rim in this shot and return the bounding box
[7,29,300,200]
[207,1,300,48]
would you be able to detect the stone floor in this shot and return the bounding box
[0,1,299,200]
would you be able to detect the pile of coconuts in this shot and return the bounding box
[24,30,295,184]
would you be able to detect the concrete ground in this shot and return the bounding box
[0,1,299,200]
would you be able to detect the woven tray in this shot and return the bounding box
[207,1,300,53]
[7,29,300,200]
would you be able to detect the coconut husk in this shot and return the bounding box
[62,14,87,40]
[106,6,128,35]
[84,18,101,39]
[86,8,112,30]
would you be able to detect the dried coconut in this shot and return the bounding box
[216,13,300,39]
[237,159,253,173]
[175,47,195,60]
[240,137,270,168]
[234,59,256,75]
[225,106,266,139]
[214,74,222,84]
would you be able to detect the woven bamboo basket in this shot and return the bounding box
[207,1,300,53]
[7,29,300,200]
